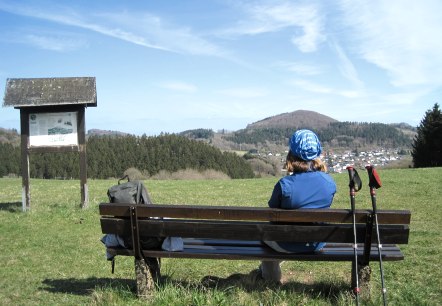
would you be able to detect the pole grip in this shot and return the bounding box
[365,165,382,189]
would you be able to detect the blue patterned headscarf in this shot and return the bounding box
[289,129,322,161]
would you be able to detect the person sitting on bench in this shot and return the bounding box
[259,129,337,282]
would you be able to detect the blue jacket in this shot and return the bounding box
[267,171,336,253]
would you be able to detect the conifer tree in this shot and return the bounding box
[412,103,442,167]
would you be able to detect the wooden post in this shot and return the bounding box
[20,109,31,211]
[134,257,160,299]
[77,107,88,208]
[351,261,372,299]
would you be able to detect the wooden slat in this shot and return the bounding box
[173,243,401,253]
[106,243,404,262]
[181,239,402,250]
[100,218,409,244]
[183,238,263,247]
[99,203,411,224]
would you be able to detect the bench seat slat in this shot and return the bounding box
[106,241,404,262]
[181,239,403,251]
[100,218,409,244]
[99,203,411,224]
[174,244,402,254]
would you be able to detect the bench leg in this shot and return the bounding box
[260,260,282,283]
[351,261,372,298]
[135,257,161,299]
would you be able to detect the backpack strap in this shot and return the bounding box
[136,181,143,204]
[118,175,130,185]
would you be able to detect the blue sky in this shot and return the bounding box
[1,0,441,135]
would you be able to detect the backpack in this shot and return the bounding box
[107,175,152,205]
[107,176,163,250]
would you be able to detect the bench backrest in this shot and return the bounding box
[99,203,411,244]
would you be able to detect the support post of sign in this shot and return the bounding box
[78,107,88,208]
[20,109,31,211]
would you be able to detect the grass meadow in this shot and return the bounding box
[0,167,441,305]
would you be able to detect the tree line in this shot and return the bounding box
[412,103,441,167]
[225,122,412,148]
[0,134,255,179]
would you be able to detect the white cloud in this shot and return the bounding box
[329,39,364,89]
[338,0,442,86]
[0,2,228,57]
[221,1,326,52]
[276,61,323,75]
[288,5,325,52]
[383,89,433,106]
[289,79,363,98]
[24,34,86,51]
[289,79,332,94]
[97,11,228,57]
[0,26,88,52]
[338,90,361,98]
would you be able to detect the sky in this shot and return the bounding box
[0,0,441,136]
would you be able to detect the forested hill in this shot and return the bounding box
[225,121,413,149]
[0,128,20,146]
[247,110,338,130]
[0,134,254,179]
[222,110,415,150]
[178,111,415,150]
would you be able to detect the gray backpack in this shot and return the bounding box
[107,176,162,250]
[107,175,152,204]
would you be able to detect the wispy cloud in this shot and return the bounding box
[220,1,326,52]
[0,1,228,57]
[158,82,198,93]
[290,79,362,98]
[24,33,87,51]
[338,0,442,86]
[289,79,332,94]
[329,39,364,89]
[0,26,88,52]
[97,11,228,57]
[275,61,323,76]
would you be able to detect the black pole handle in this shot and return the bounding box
[347,166,362,192]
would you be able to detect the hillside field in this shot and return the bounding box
[0,168,441,305]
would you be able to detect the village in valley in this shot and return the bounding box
[266,148,408,174]
[323,149,406,173]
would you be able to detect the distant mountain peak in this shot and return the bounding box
[247,110,338,130]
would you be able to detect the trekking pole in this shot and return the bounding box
[365,165,387,306]
[347,166,362,305]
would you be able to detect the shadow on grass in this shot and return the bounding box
[41,277,134,296]
[0,202,22,212]
[198,272,350,303]
[42,274,351,304]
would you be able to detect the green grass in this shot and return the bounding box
[0,168,441,305]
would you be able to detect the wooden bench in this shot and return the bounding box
[99,203,411,298]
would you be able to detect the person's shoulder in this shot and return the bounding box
[317,171,334,179]
[317,171,337,187]
[278,174,297,189]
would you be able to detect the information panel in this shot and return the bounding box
[29,112,78,147]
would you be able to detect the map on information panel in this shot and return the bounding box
[29,112,78,147]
